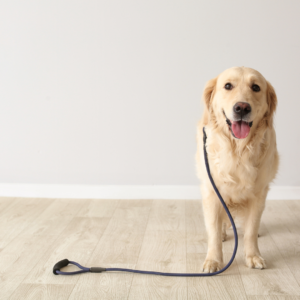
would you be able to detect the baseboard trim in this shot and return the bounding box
[0,183,299,200]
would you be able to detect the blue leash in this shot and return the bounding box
[53,127,238,277]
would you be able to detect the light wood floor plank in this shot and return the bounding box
[0,197,299,299]
[23,216,114,286]
[128,200,188,300]
[0,233,64,299]
[0,199,58,298]
[185,199,207,254]
[263,201,300,287]
[18,198,87,236]
[0,197,52,249]
[0,197,16,216]
[285,200,300,221]
[0,198,86,298]
[68,199,152,300]
[76,198,119,218]
[247,296,300,300]
[236,220,300,296]
[27,216,111,285]
[146,199,186,231]
[0,198,85,273]
[14,199,118,298]
[9,283,75,300]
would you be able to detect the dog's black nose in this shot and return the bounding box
[233,102,251,116]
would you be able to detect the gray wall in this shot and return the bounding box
[0,1,299,186]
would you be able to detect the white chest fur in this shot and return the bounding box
[205,131,259,202]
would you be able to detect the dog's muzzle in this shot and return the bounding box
[223,110,253,139]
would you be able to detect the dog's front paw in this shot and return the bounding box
[245,255,266,269]
[202,259,222,273]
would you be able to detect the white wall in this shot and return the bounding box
[0,0,299,188]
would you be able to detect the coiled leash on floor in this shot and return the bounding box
[53,127,238,277]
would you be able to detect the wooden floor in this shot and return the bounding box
[0,198,300,300]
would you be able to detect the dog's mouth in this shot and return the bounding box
[223,111,253,139]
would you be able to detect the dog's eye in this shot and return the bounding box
[252,84,260,92]
[224,83,233,90]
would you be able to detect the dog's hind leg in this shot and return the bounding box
[222,222,227,242]
[222,213,234,242]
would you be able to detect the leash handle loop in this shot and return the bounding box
[53,259,91,275]
[53,259,69,275]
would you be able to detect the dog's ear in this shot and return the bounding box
[266,80,277,125]
[202,77,217,110]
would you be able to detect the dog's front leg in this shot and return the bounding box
[202,192,223,273]
[243,199,266,269]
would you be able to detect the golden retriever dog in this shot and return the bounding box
[196,66,279,272]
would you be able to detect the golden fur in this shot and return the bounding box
[196,67,279,272]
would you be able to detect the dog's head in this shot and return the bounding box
[203,67,277,139]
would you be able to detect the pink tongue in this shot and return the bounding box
[231,121,250,139]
